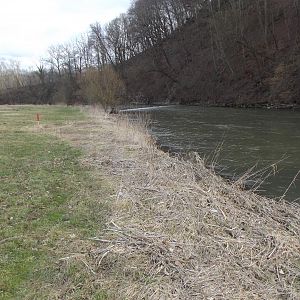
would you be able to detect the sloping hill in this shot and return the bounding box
[123,0,300,107]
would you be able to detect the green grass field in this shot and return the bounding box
[0,106,110,299]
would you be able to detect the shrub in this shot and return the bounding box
[82,66,125,112]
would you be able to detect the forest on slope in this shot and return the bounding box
[123,0,300,107]
[1,0,300,108]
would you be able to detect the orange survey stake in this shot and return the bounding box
[35,113,41,125]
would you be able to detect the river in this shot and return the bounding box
[125,106,300,201]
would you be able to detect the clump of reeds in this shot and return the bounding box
[116,111,154,149]
[86,110,300,299]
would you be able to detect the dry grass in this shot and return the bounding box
[58,107,300,299]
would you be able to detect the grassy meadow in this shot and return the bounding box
[0,106,110,299]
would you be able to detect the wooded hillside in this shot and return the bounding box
[123,0,300,107]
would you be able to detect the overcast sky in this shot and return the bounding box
[0,0,132,68]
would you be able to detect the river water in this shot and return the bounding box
[127,106,300,201]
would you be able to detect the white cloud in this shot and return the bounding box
[0,0,131,68]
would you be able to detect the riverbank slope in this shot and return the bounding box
[83,109,300,299]
[1,106,300,299]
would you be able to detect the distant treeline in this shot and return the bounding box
[1,0,300,107]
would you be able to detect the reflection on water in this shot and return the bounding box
[132,106,300,201]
